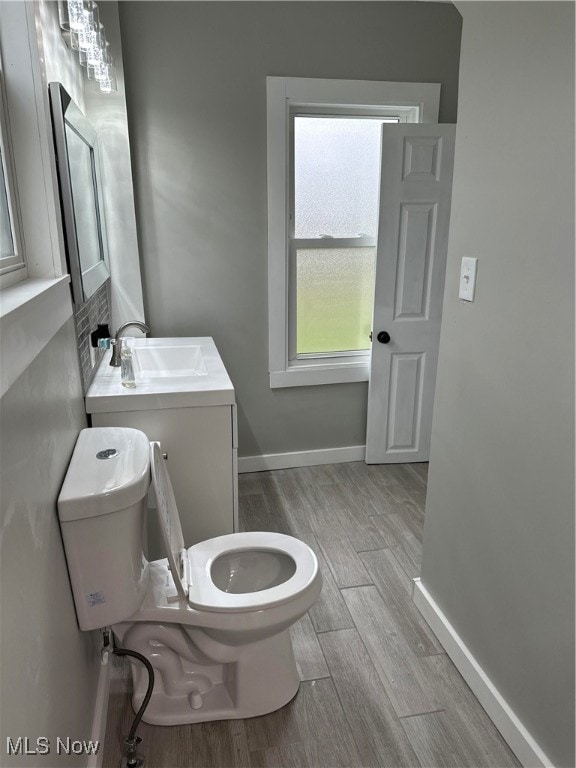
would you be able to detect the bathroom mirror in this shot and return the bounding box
[49,82,110,305]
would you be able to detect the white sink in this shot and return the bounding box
[85,337,234,413]
[133,342,208,378]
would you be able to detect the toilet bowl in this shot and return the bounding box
[58,427,322,725]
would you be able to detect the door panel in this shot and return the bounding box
[395,202,436,318]
[366,124,455,464]
[387,353,424,451]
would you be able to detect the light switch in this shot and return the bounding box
[459,257,478,301]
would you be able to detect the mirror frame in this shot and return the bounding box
[49,82,110,305]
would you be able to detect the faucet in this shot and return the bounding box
[109,321,151,366]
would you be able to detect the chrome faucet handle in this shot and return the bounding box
[109,321,151,367]
[114,321,151,338]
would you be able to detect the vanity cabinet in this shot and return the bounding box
[85,338,238,556]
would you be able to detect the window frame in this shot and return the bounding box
[0,1,73,398]
[0,69,26,288]
[266,77,441,388]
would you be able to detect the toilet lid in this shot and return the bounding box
[150,441,189,600]
[150,443,320,613]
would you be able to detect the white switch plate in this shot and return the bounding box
[459,257,478,301]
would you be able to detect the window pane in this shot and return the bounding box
[296,247,376,355]
[294,117,390,239]
[0,147,15,259]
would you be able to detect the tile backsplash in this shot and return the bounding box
[73,280,111,393]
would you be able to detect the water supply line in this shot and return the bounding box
[101,629,155,768]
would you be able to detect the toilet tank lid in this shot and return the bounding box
[58,427,150,521]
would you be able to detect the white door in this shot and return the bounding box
[366,124,455,463]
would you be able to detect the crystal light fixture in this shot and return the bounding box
[58,0,117,94]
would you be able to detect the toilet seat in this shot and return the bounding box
[150,442,319,615]
[186,532,318,613]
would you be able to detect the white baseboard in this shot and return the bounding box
[413,578,555,768]
[87,653,113,768]
[238,445,366,473]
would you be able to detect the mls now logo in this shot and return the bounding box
[55,738,100,755]
[6,738,50,756]
[6,737,99,756]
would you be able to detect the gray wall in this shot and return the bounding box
[39,0,145,334]
[0,6,98,767]
[420,3,575,766]
[0,2,137,763]
[118,1,462,458]
[83,2,146,332]
[0,322,96,768]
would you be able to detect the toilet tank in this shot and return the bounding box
[58,427,151,631]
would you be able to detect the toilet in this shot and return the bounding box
[57,426,322,725]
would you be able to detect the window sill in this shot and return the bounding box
[0,276,72,397]
[270,360,370,388]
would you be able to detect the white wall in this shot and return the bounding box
[420,3,575,766]
[118,1,463,458]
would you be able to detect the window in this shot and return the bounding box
[0,1,74,399]
[292,115,396,359]
[267,77,440,388]
[0,71,25,287]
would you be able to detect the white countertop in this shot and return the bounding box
[85,337,235,413]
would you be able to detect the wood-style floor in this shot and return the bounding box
[103,462,520,768]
